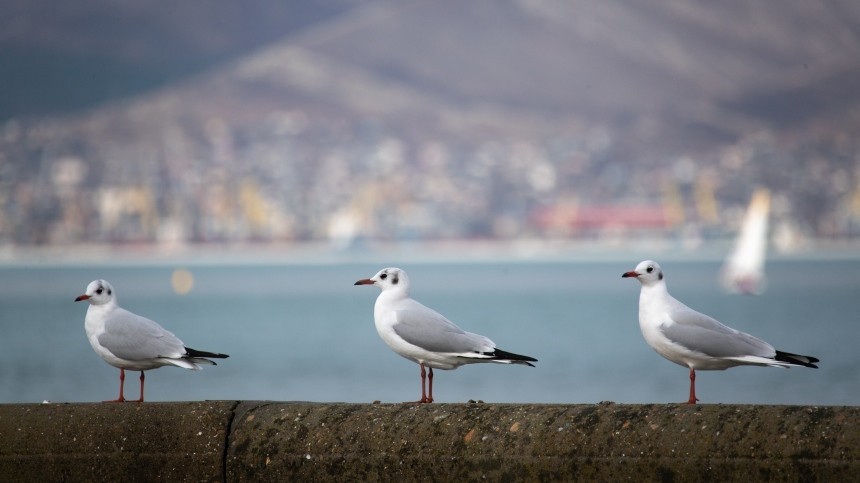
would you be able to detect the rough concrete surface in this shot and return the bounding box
[0,401,236,482]
[226,402,859,482]
[1,402,857,482]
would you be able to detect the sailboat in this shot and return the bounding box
[720,188,771,295]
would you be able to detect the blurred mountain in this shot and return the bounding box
[0,0,359,118]
[3,0,860,246]
[5,0,859,145]
[290,0,860,150]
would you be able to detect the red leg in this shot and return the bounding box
[133,371,145,403]
[686,368,699,404]
[105,368,127,402]
[411,363,433,403]
[427,367,434,403]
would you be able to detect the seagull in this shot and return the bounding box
[622,260,818,404]
[355,267,537,403]
[75,279,228,402]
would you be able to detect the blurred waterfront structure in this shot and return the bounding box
[3,113,859,250]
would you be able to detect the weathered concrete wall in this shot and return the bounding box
[1,402,857,482]
[227,402,859,482]
[0,401,236,482]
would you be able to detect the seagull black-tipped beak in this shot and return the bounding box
[74,294,90,302]
[354,278,375,286]
[621,271,638,278]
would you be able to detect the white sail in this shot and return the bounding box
[721,188,771,295]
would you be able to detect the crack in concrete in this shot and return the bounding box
[221,400,240,483]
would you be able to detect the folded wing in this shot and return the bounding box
[99,308,187,361]
[662,305,776,360]
[392,303,495,355]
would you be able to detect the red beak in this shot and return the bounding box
[354,278,375,286]
[75,294,90,302]
[621,271,639,278]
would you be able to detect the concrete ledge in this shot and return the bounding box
[0,401,236,482]
[2,402,858,482]
[227,402,859,481]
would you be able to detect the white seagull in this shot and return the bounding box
[75,279,228,402]
[355,267,536,403]
[622,260,818,404]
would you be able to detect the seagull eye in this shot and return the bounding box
[380,273,388,280]
[646,266,653,273]
[96,288,103,294]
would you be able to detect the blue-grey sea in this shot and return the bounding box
[1,257,857,405]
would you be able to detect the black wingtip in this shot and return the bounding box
[490,348,538,365]
[775,350,819,368]
[185,347,230,359]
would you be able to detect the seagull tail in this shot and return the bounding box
[158,358,206,370]
[167,347,229,368]
[775,350,819,368]
[487,348,537,367]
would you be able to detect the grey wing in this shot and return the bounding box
[393,302,494,354]
[99,308,187,361]
[662,304,775,358]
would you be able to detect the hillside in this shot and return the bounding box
[2,0,860,246]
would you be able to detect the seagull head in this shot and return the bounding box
[75,279,116,305]
[622,260,664,285]
[355,267,409,293]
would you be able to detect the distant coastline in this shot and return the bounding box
[3,238,860,267]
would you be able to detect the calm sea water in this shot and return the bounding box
[0,258,857,405]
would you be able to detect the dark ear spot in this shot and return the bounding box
[658,272,663,280]
[392,273,399,284]
[108,289,112,295]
